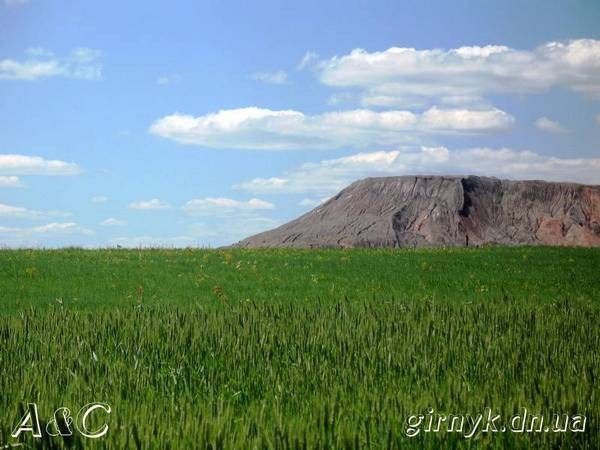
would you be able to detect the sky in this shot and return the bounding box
[1,0,600,247]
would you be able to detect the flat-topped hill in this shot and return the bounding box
[235,175,600,248]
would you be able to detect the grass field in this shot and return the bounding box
[0,247,598,449]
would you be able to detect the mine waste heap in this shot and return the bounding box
[235,175,600,248]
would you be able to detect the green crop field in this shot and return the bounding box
[0,247,599,449]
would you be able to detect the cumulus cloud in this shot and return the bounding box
[0,154,81,175]
[234,150,415,194]
[0,202,70,219]
[251,70,288,84]
[0,175,24,187]
[0,222,93,247]
[129,198,171,210]
[450,148,600,184]
[234,177,288,192]
[234,147,600,195]
[100,217,127,226]
[421,106,514,132]
[0,203,39,218]
[182,197,274,216]
[150,106,513,150]
[28,222,91,234]
[316,39,600,106]
[0,47,102,81]
[535,117,569,133]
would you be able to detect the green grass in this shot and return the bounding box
[0,247,598,449]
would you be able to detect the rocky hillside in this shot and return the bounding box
[234,175,600,248]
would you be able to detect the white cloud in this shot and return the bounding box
[150,106,513,150]
[0,175,24,187]
[150,107,311,150]
[129,198,171,210]
[183,197,275,216]
[234,178,292,194]
[317,39,600,106]
[0,202,71,219]
[251,70,288,84]
[30,222,91,234]
[421,106,514,132]
[449,148,600,184]
[297,51,319,70]
[100,217,127,226]
[235,150,415,194]
[0,154,81,175]
[0,203,37,218]
[234,177,288,192]
[91,195,108,203]
[0,222,93,247]
[0,47,102,81]
[535,117,568,133]
[235,147,600,195]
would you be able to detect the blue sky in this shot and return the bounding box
[1,0,600,247]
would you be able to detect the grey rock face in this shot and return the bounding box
[234,176,600,248]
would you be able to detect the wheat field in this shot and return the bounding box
[0,247,598,449]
